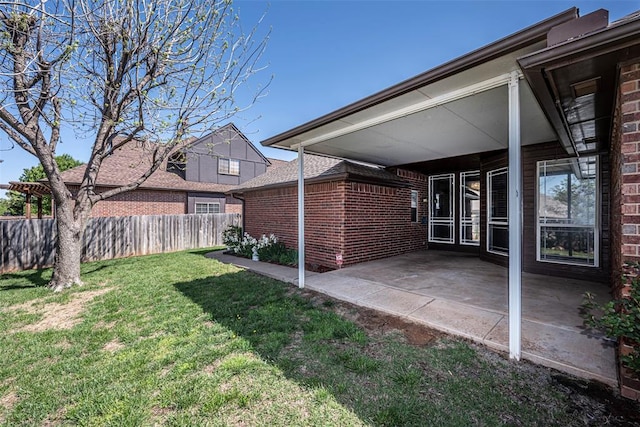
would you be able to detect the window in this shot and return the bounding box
[411,190,419,222]
[428,174,454,243]
[487,167,508,255]
[218,158,240,176]
[460,171,480,245]
[195,202,221,214]
[167,151,187,179]
[537,157,598,267]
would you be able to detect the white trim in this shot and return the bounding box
[295,73,521,149]
[298,145,305,289]
[507,71,522,361]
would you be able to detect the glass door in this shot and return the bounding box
[428,174,454,244]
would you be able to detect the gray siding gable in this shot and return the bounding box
[182,123,270,185]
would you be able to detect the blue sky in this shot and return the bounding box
[1,0,639,194]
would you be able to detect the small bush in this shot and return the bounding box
[258,242,298,266]
[581,262,640,377]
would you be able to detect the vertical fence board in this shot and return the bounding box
[0,213,240,273]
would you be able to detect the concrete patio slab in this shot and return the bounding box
[486,317,617,386]
[357,288,434,316]
[408,299,504,341]
[305,275,387,304]
[206,249,618,388]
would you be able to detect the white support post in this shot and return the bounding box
[508,71,522,360]
[297,145,305,288]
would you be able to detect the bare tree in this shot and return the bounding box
[0,0,269,291]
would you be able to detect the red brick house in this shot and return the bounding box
[237,8,640,397]
[56,123,284,217]
[231,154,427,269]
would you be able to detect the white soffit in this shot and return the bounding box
[281,43,557,167]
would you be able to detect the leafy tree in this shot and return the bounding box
[0,197,9,215]
[0,0,268,291]
[7,154,83,216]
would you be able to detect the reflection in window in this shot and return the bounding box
[460,171,480,245]
[167,151,187,179]
[411,190,418,222]
[218,158,240,176]
[487,168,508,255]
[428,174,454,243]
[537,157,598,266]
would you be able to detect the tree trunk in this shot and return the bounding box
[48,203,89,292]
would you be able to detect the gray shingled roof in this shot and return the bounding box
[231,154,408,193]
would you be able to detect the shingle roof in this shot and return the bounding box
[59,125,287,193]
[59,139,235,193]
[231,154,408,193]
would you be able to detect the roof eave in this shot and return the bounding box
[261,7,578,148]
[518,16,640,156]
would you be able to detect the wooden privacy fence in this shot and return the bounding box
[0,213,241,273]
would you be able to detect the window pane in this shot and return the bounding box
[218,159,229,174]
[229,160,240,176]
[539,226,595,265]
[489,225,509,254]
[209,203,221,213]
[195,203,207,214]
[487,168,508,255]
[460,171,480,245]
[537,157,598,266]
[489,169,508,221]
[411,190,418,222]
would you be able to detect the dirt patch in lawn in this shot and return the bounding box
[0,391,18,423]
[9,288,111,333]
[102,338,125,352]
[294,288,640,426]
[295,288,443,346]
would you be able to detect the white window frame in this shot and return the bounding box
[195,202,221,214]
[536,157,599,267]
[460,170,480,246]
[487,167,508,256]
[218,158,240,176]
[428,173,455,244]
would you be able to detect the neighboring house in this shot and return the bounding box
[236,8,640,398]
[56,123,282,217]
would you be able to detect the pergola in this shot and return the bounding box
[4,181,53,219]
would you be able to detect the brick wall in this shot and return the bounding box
[243,170,427,270]
[343,170,427,265]
[225,195,243,214]
[67,186,187,217]
[613,62,640,400]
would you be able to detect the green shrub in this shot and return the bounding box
[581,262,640,377]
[258,242,298,266]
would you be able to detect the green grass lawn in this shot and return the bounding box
[0,249,637,426]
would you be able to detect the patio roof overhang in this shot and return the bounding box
[262,8,579,165]
[519,10,640,156]
[264,7,611,363]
